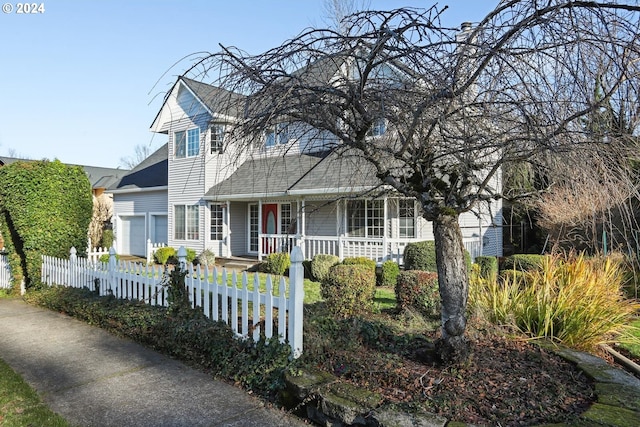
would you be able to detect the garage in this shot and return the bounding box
[120,216,146,256]
[152,215,168,245]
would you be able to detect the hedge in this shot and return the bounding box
[0,160,93,288]
[321,264,376,318]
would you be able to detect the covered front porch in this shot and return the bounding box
[210,196,485,265]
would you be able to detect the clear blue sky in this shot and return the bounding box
[0,0,495,169]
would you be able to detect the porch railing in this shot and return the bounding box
[259,234,482,265]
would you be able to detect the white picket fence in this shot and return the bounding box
[41,246,304,358]
[0,251,11,289]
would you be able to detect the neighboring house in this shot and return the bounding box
[127,74,502,263]
[107,144,168,257]
[0,156,128,249]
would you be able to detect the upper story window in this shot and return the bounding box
[367,118,387,137]
[175,128,200,158]
[210,124,225,154]
[265,123,289,147]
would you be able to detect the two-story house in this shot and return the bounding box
[108,73,502,262]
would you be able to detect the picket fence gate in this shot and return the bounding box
[41,246,304,358]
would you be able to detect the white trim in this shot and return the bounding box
[107,186,168,195]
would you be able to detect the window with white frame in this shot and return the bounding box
[399,199,416,238]
[347,199,384,237]
[210,204,224,240]
[249,204,259,252]
[210,124,225,154]
[367,118,387,137]
[265,123,289,147]
[281,203,296,234]
[175,128,200,158]
[174,205,199,240]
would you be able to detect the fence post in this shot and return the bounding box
[177,246,187,271]
[69,247,77,288]
[146,239,152,264]
[288,246,304,358]
[108,246,117,296]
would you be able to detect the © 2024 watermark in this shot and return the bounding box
[2,3,45,14]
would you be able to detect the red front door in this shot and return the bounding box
[262,204,278,254]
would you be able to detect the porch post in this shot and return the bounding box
[383,196,388,261]
[299,198,306,258]
[258,200,263,261]
[288,246,304,358]
[226,200,232,257]
[337,200,344,260]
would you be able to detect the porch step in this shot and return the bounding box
[216,257,260,272]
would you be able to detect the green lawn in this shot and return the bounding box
[0,357,69,427]
[619,318,640,358]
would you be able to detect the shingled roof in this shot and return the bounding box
[108,143,168,191]
[204,151,379,200]
[0,156,128,191]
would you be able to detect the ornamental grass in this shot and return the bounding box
[470,253,640,351]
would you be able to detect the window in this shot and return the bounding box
[174,128,200,158]
[210,204,224,240]
[347,200,384,237]
[210,124,225,153]
[281,203,296,234]
[367,118,387,137]
[249,204,259,252]
[174,205,199,240]
[187,128,200,156]
[174,131,186,158]
[399,199,416,238]
[265,123,289,147]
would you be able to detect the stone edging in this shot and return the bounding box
[283,346,640,426]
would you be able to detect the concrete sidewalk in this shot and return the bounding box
[0,298,309,427]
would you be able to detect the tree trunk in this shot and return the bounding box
[433,213,470,364]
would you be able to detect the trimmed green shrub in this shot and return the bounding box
[197,249,216,266]
[100,229,114,249]
[0,160,93,288]
[322,264,376,318]
[378,260,400,287]
[186,248,197,264]
[475,256,498,281]
[342,256,377,271]
[99,253,120,264]
[403,241,437,271]
[311,254,340,282]
[154,247,176,265]
[261,252,291,275]
[395,270,440,317]
[501,254,546,272]
[403,240,472,273]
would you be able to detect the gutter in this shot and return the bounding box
[107,185,169,195]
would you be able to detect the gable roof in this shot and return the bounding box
[150,77,246,133]
[204,151,379,200]
[108,143,168,192]
[0,156,128,190]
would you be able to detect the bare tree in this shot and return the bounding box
[184,1,640,362]
[119,144,152,169]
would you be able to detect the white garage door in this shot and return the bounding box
[121,216,146,256]
[152,215,168,244]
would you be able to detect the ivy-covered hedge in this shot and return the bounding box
[0,160,93,288]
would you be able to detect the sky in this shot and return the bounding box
[0,0,496,169]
